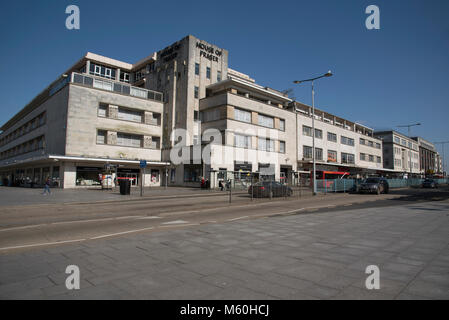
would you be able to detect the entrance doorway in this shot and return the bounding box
[117,169,140,186]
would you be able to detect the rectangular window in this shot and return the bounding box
[184,165,202,182]
[120,72,130,83]
[360,153,366,161]
[303,146,313,159]
[118,108,143,123]
[97,130,106,144]
[117,133,142,148]
[315,148,323,161]
[328,132,337,142]
[258,114,274,128]
[375,143,381,149]
[328,150,337,162]
[279,141,286,153]
[201,109,220,122]
[195,63,200,75]
[258,138,274,152]
[342,153,355,164]
[98,104,108,117]
[377,156,382,163]
[303,126,312,137]
[234,108,251,123]
[341,136,354,146]
[315,129,323,139]
[217,71,221,82]
[206,67,211,79]
[279,119,285,131]
[194,86,199,99]
[369,155,374,162]
[235,134,250,149]
[394,136,401,144]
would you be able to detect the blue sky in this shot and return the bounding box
[1,0,448,166]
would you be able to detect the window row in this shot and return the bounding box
[302,126,354,146]
[303,146,355,164]
[201,108,285,131]
[98,103,161,126]
[96,130,160,149]
[360,138,381,149]
[194,63,221,82]
[360,153,382,163]
[234,134,285,153]
[234,108,285,130]
[0,136,45,160]
[0,112,46,147]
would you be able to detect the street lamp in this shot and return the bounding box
[397,123,421,178]
[293,71,333,195]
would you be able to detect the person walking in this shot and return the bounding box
[42,177,51,195]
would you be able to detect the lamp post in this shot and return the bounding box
[294,71,333,195]
[434,141,449,177]
[397,123,421,178]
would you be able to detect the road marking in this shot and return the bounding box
[0,216,144,232]
[0,239,87,251]
[50,216,141,225]
[162,220,189,225]
[159,223,199,228]
[136,216,162,220]
[227,216,249,222]
[0,224,47,232]
[90,227,154,240]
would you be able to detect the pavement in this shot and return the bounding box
[0,187,448,299]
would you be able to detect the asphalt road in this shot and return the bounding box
[0,187,448,253]
[0,187,448,300]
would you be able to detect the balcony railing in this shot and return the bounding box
[70,73,163,102]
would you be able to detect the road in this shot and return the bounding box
[0,187,448,299]
[0,187,426,251]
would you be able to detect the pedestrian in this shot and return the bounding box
[42,177,51,195]
[219,180,224,191]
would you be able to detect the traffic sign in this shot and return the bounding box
[140,160,147,168]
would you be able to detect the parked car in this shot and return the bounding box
[248,181,293,198]
[359,177,389,194]
[422,179,438,189]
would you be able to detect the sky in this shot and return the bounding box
[0,0,448,168]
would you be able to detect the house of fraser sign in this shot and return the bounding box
[196,42,222,62]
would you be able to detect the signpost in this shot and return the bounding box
[140,160,147,197]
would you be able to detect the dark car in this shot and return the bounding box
[359,177,389,194]
[248,181,293,198]
[422,179,438,189]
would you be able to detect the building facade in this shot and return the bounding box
[411,137,437,176]
[374,131,420,177]
[291,102,384,179]
[1,35,439,188]
[0,54,167,188]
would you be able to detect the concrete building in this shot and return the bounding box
[0,53,167,188]
[374,130,420,177]
[1,34,436,188]
[196,75,296,187]
[411,137,437,176]
[291,102,384,179]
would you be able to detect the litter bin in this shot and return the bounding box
[120,179,131,195]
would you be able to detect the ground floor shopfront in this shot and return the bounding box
[0,155,169,189]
